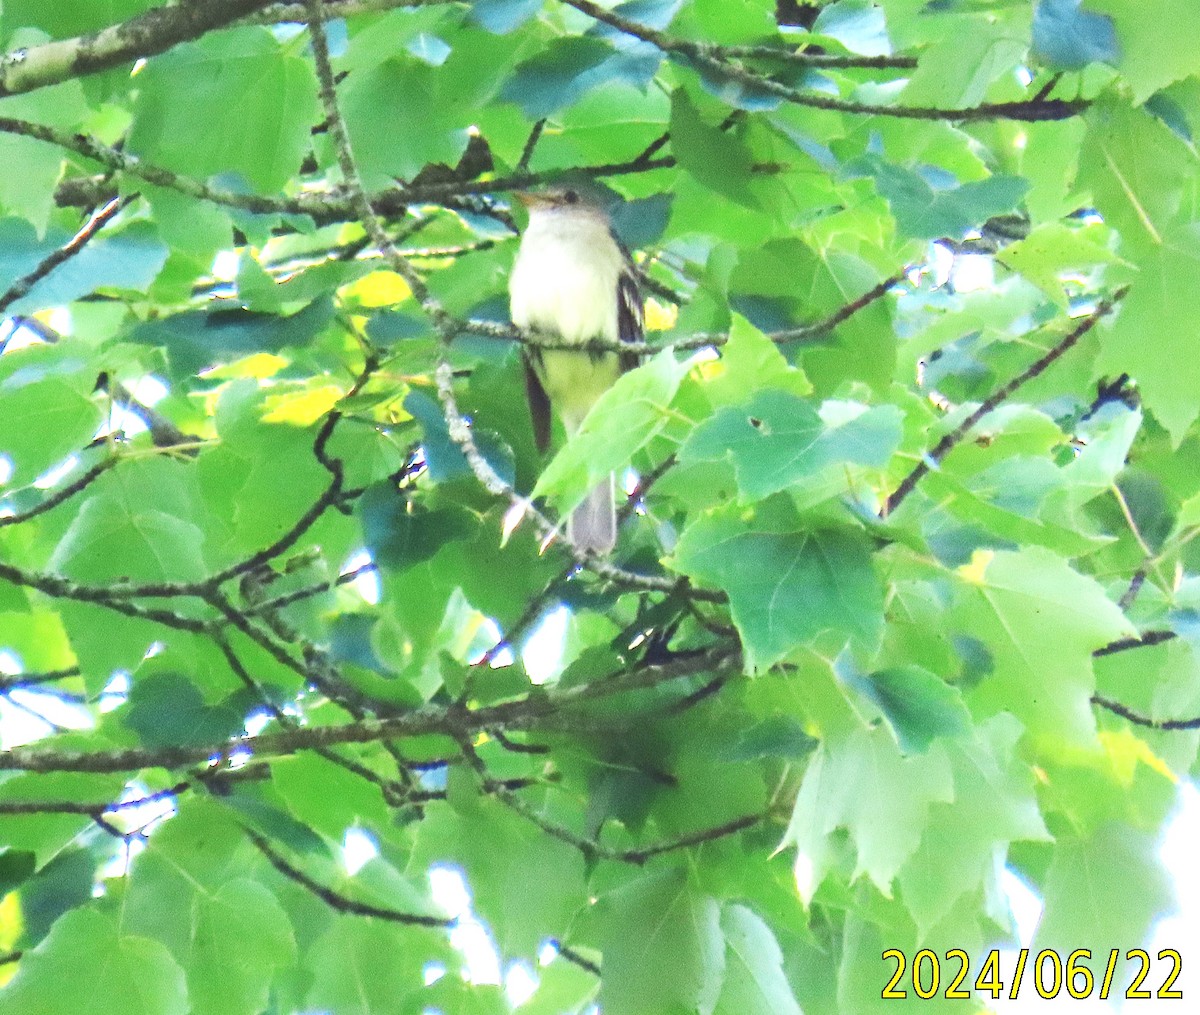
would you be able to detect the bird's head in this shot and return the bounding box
[514,186,587,211]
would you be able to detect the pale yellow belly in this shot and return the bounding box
[536,349,621,434]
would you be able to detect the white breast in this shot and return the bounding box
[509,209,625,345]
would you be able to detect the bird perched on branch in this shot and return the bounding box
[509,187,642,554]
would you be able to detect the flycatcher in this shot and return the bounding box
[509,187,642,553]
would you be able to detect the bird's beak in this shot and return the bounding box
[514,191,547,209]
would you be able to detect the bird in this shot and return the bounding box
[508,186,642,554]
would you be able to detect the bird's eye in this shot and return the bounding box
[563,189,579,204]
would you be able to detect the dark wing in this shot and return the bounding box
[523,353,553,453]
[616,262,644,375]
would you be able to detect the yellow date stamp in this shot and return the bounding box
[882,947,1183,1001]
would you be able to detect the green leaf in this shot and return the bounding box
[145,187,234,263]
[850,665,972,754]
[997,221,1120,308]
[813,0,889,54]
[896,715,1049,935]
[713,904,803,1015]
[0,772,124,863]
[674,506,883,672]
[1089,0,1200,102]
[1031,0,1120,72]
[684,0,775,44]
[594,867,724,1015]
[129,29,319,193]
[50,467,208,584]
[1032,822,1174,971]
[950,547,1135,745]
[904,19,1028,106]
[15,848,96,945]
[0,0,155,39]
[412,795,587,955]
[695,315,812,407]
[401,388,516,488]
[187,879,296,1015]
[0,350,102,486]
[1097,227,1200,444]
[12,222,169,313]
[359,482,474,570]
[0,908,187,1015]
[517,952,599,1015]
[0,75,89,234]
[339,57,470,183]
[679,389,902,501]
[271,753,391,839]
[470,0,543,34]
[533,349,692,515]
[669,88,757,206]
[0,849,35,896]
[716,715,817,762]
[784,724,954,902]
[125,672,247,748]
[501,36,650,119]
[1076,100,1194,252]
[857,158,1030,239]
[305,919,444,1015]
[130,298,335,379]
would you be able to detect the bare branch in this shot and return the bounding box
[0,784,184,816]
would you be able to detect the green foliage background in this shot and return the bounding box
[0,0,1195,1012]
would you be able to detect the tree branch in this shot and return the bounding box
[0,196,129,316]
[0,0,277,98]
[457,262,911,354]
[246,0,452,25]
[0,645,736,773]
[0,784,184,817]
[0,458,117,530]
[1091,694,1200,731]
[559,0,1086,123]
[884,288,1129,515]
[1092,629,1176,658]
[245,826,452,926]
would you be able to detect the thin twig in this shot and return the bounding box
[0,197,130,316]
[457,261,912,353]
[1091,694,1200,731]
[516,119,546,174]
[554,943,601,976]
[885,288,1129,515]
[246,826,452,926]
[0,458,117,529]
[560,0,1086,123]
[0,784,184,816]
[0,667,81,693]
[1092,630,1176,658]
[1118,570,1147,612]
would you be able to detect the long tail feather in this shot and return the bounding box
[568,472,617,554]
